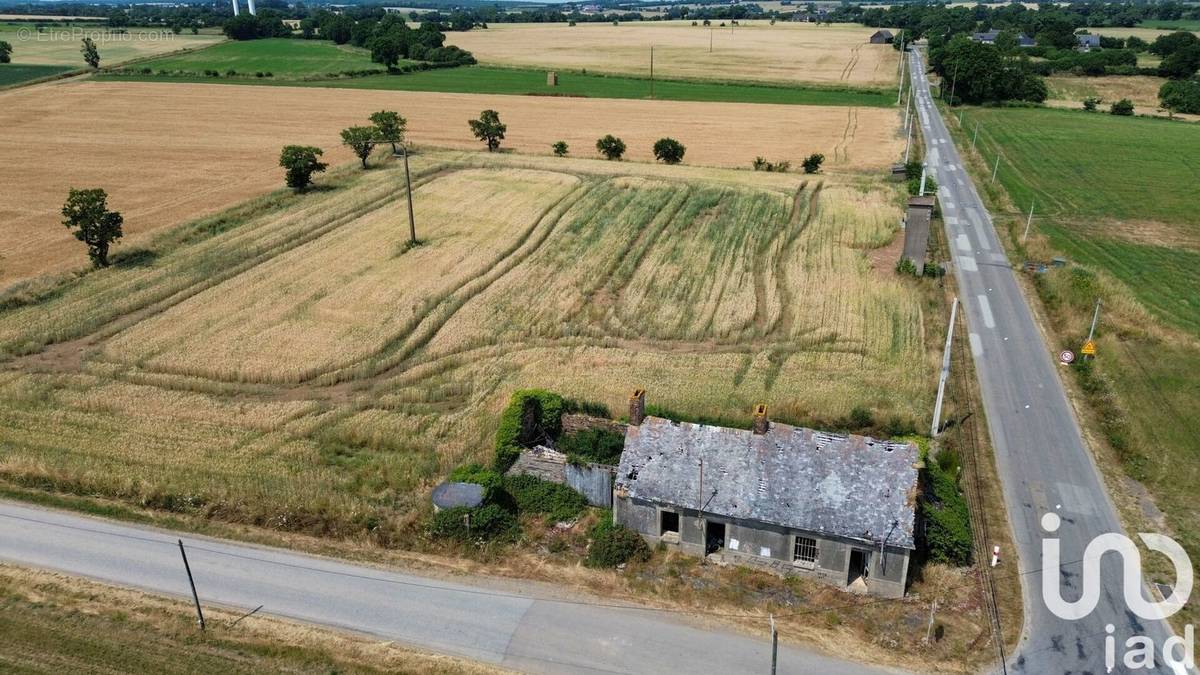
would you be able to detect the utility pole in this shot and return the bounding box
[990,152,1000,184]
[649,44,654,99]
[972,121,979,150]
[177,539,206,632]
[931,297,958,437]
[402,146,417,244]
[897,44,906,105]
[697,458,704,515]
[903,117,913,164]
[1021,200,1035,243]
[769,614,779,675]
[947,61,959,105]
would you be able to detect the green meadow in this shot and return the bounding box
[123,37,400,77]
[0,63,74,86]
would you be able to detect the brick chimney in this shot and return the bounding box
[752,404,769,435]
[629,389,646,426]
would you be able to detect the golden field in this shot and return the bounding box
[0,24,221,66]
[448,21,900,86]
[0,149,935,538]
[1045,74,1198,121]
[0,80,900,288]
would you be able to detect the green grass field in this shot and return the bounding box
[125,37,399,77]
[966,107,1200,226]
[102,63,895,107]
[1137,19,1200,31]
[0,63,75,86]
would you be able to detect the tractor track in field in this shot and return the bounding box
[833,108,858,164]
[839,43,862,82]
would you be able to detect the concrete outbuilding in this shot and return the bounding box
[613,403,920,598]
[901,195,936,270]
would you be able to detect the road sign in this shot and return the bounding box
[1081,340,1096,357]
[1059,350,1075,364]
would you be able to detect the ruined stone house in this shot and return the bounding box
[614,391,920,598]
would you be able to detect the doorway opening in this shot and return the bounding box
[848,549,870,586]
[705,521,726,555]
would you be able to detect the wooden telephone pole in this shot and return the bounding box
[402,146,417,244]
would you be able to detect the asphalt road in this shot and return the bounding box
[907,49,1182,674]
[0,500,890,675]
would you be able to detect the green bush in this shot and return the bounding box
[448,463,505,503]
[1110,98,1135,116]
[494,389,565,472]
[922,464,972,566]
[432,504,520,543]
[559,428,625,465]
[895,259,919,276]
[503,474,587,522]
[586,517,651,568]
[907,174,937,196]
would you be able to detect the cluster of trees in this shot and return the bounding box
[1160,79,1200,114]
[278,110,408,191]
[1150,31,1200,79]
[296,12,474,68]
[0,40,11,64]
[929,35,1047,104]
[223,12,291,41]
[862,1,1197,39]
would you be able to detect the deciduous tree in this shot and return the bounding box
[469,109,506,152]
[652,137,685,164]
[596,134,626,160]
[552,140,569,157]
[801,153,825,174]
[0,40,12,63]
[81,37,100,68]
[341,126,377,168]
[278,145,328,191]
[61,188,123,268]
[370,110,407,154]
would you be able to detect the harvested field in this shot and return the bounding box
[1044,74,1197,121]
[0,149,934,535]
[449,21,900,87]
[0,80,901,288]
[0,24,221,66]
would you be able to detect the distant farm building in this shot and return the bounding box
[1076,33,1101,51]
[869,29,894,44]
[971,30,1035,47]
[614,393,919,598]
[902,195,935,270]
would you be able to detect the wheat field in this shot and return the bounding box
[449,21,900,86]
[0,80,900,288]
[0,150,934,539]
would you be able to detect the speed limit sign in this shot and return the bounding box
[1059,350,1075,365]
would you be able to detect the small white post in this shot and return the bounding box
[1022,200,1035,243]
[991,545,1000,567]
[972,121,979,150]
[990,153,1000,183]
[931,297,958,437]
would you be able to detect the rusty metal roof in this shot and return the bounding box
[616,417,919,549]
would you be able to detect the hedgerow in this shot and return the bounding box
[432,504,520,543]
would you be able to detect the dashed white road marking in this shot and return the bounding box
[956,234,972,253]
[969,332,983,357]
[977,294,996,328]
[958,256,979,272]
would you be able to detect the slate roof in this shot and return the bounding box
[616,417,920,549]
[1077,34,1101,47]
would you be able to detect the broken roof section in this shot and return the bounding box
[616,417,920,549]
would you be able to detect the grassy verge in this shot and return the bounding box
[98,63,896,107]
[0,63,75,87]
[0,564,499,674]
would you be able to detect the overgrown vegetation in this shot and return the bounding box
[586,517,651,568]
[921,452,973,566]
[503,474,588,523]
[493,389,565,472]
[559,428,625,465]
